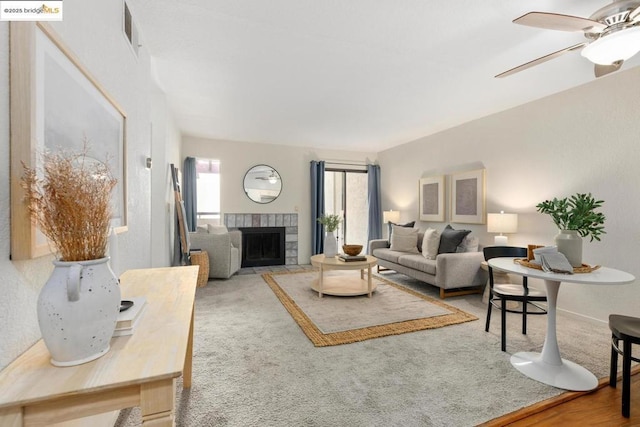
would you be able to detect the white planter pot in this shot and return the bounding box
[555,230,583,268]
[38,257,121,366]
[324,231,338,258]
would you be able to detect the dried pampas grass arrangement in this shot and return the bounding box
[21,144,117,262]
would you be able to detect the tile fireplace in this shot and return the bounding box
[224,213,298,265]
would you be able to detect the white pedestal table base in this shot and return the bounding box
[510,352,598,391]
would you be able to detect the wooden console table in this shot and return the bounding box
[0,266,198,426]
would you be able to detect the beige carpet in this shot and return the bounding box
[116,271,615,426]
[262,270,477,346]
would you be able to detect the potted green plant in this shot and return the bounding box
[317,213,342,232]
[21,145,121,366]
[317,213,342,257]
[536,193,605,267]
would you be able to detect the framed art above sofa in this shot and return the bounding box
[450,169,485,224]
[419,175,445,222]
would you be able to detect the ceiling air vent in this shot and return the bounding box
[124,2,140,57]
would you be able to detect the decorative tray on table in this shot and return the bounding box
[514,258,601,274]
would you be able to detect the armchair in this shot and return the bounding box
[190,226,242,279]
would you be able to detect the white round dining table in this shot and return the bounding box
[488,257,635,391]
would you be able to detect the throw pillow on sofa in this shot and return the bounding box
[438,224,471,254]
[207,224,229,234]
[456,235,479,253]
[390,225,420,253]
[387,221,416,241]
[421,227,440,259]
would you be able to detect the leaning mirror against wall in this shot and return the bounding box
[243,165,282,203]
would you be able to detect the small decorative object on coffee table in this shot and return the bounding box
[317,213,342,257]
[342,244,363,256]
[338,254,367,262]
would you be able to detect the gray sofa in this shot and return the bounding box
[369,230,487,299]
[190,225,241,279]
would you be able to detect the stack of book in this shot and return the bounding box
[113,296,147,337]
[338,254,367,262]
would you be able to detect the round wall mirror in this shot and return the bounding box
[243,164,282,204]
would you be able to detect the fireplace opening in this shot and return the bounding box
[239,227,285,267]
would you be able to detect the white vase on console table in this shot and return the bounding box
[38,257,120,366]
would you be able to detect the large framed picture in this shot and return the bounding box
[450,169,485,224]
[10,22,127,260]
[418,176,445,222]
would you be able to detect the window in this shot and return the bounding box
[195,159,220,225]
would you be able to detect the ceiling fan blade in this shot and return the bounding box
[594,60,623,77]
[514,12,607,33]
[495,43,586,78]
[629,5,640,21]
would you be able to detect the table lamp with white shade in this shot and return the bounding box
[383,210,400,224]
[487,211,518,245]
[383,210,401,240]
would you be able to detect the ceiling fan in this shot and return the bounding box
[255,169,280,184]
[497,0,640,78]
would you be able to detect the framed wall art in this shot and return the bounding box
[10,22,127,260]
[418,176,445,222]
[450,169,485,224]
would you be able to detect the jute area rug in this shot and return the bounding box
[262,270,477,346]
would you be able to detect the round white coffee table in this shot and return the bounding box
[310,254,378,298]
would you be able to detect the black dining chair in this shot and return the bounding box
[609,314,640,418]
[483,246,547,352]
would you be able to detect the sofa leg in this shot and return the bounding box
[439,286,484,299]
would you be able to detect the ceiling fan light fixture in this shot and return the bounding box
[581,26,640,64]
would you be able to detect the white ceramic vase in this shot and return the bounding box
[324,231,338,257]
[37,257,121,367]
[555,230,583,268]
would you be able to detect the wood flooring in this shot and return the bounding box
[479,366,640,426]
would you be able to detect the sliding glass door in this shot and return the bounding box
[324,169,368,249]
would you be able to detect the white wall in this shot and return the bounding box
[182,137,377,263]
[0,1,179,369]
[0,21,45,371]
[150,85,182,267]
[378,66,640,323]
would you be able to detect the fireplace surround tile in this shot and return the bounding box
[225,213,298,265]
